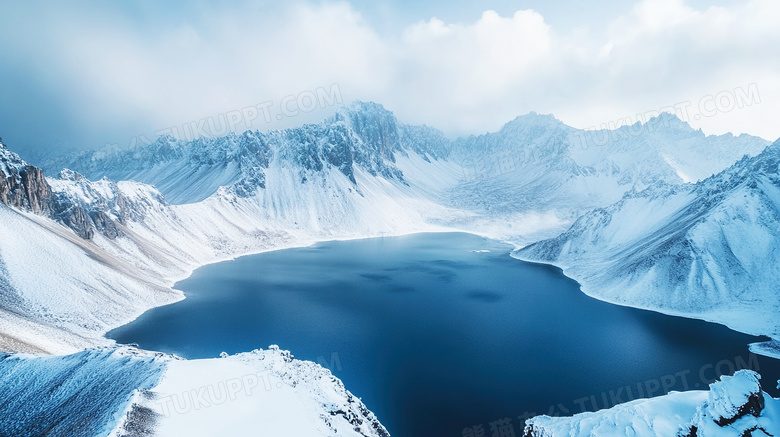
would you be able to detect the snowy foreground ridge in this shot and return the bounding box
[1,101,779,436]
[525,370,780,437]
[0,346,388,437]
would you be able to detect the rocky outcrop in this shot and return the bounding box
[524,370,778,437]
[0,139,54,215]
[682,371,769,436]
[51,201,95,240]
[0,138,152,241]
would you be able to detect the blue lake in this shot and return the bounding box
[108,232,780,436]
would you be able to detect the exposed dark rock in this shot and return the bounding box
[0,164,54,215]
[0,139,137,240]
[91,210,121,239]
[714,389,765,427]
[52,202,95,240]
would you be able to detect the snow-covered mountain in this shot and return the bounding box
[445,111,768,241]
[517,140,780,340]
[449,111,768,212]
[40,103,768,244]
[43,102,451,205]
[1,137,160,240]
[1,104,772,355]
[525,370,779,436]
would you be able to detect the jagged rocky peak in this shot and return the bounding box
[58,168,86,181]
[0,138,161,240]
[329,100,451,161]
[50,169,168,240]
[0,136,25,170]
[333,101,402,164]
[332,101,398,129]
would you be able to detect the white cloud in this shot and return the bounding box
[555,0,780,140]
[390,9,555,133]
[2,0,779,150]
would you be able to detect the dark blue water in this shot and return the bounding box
[108,233,780,437]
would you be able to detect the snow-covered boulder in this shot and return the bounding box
[524,370,780,437]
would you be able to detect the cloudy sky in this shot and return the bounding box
[1,0,778,156]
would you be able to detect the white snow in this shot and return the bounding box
[108,347,387,437]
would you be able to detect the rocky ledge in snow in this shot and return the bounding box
[0,346,389,437]
[524,370,779,437]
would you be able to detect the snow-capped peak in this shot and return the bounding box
[644,111,694,132]
[503,111,566,131]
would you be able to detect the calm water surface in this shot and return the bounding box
[109,233,780,436]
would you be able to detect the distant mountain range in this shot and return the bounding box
[0,101,775,354]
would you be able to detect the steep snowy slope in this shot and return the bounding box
[525,370,779,437]
[0,346,388,437]
[0,204,181,354]
[0,347,167,437]
[517,140,780,339]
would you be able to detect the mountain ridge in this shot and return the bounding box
[517,139,780,337]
